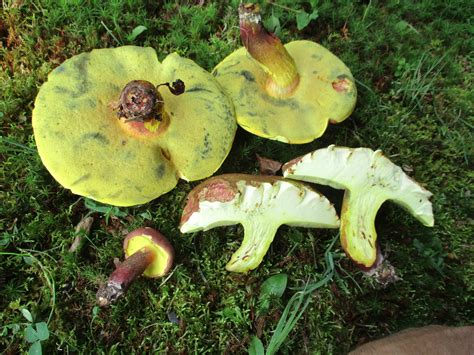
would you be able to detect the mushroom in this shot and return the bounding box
[96,227,174,307]
[212,4,356,143]
[180,174,339,273]
[33,46,236,206]
[282,145,434,269]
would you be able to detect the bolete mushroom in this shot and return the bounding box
[282,145,434,269]
[33,46,236,206]
[212,4,356,143]
[180,174,339,273]
[96,227,174,306]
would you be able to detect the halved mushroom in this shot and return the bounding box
[33,46,236,206]
[212,4,356,143]
[180,174,339,273]
[283,145,434,269]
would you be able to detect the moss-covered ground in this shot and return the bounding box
[1,0,472,353]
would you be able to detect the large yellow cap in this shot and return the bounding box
[33,46,236,206]
[213,40,356,143]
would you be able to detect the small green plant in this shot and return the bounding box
[257,273,288,315]
[392,51,447,112]
[84,198,128,223]
[249,234,339,355]
[126,25,147,42]
[413,237,447,276]
[265,2,319,33]
[21,308,50,355]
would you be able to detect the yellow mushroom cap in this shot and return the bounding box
[33,46,236,206]
[213,40,356,143]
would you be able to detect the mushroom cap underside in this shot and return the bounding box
[213,40,356,143]
[33,46,236,206]
[124,227,174,278]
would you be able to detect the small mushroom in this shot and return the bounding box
[96,227,174,306]
[282,145,434,269]
[212,4,356,143]
[33,46,236,206]
[180,174,339,273]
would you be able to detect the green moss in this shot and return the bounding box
[1,0,472,353]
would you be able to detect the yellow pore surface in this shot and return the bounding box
[213,40,357,143]
[125,235,170,277]
[33,47,236,206]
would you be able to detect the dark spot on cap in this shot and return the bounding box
[109,83,121,92]
[107,190,122,199]
[200,132,211,159]
[82,132,109,145]
[71,174,91,186]
[156,164,166,179]
[161,148,171,161]
[258,90,299,109]
[187,86,214,94]
[240,70,256,82]
[53,85,70,95]
[70,54,90,98]
[88,99,97,108]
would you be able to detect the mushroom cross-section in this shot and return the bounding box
[212,4,356,143]
[180,174,340,273]
[283,145,434,269]
[33,46,236,206]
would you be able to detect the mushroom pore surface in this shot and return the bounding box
[33,46,236,206]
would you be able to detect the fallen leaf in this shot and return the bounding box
[69,216,94,252]
[256,154,282,176]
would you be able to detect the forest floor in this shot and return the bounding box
[1,1,472,353]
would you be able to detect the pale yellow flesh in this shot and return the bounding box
[125,235,170,277]
[213,40,356,143]
[33,46,236,206]
[181,177,339,273]
[283,145,434,268]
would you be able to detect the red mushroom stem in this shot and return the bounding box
[96,247,155,307]
[239,3,299,97]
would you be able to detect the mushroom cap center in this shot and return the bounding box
[119,80,162,120]
[115,80,169,138]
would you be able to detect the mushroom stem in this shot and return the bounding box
[96,247,156,307]
[118,80,165,123]
[117,79,185,124]
[283,146,434,270]
[340,190,384,269]
[226,220,279,273]
[239,3,299,97]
